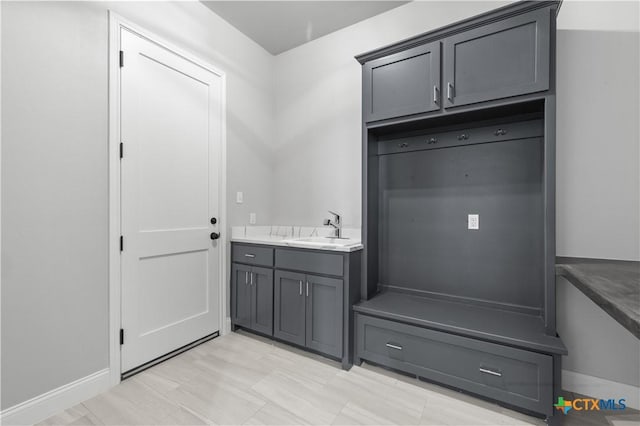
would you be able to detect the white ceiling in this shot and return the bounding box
[201,1,410,55]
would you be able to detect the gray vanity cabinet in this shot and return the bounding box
[231,241,361,368]
[273,270,306,346]
[231,263,252,329]
[443,8,550,108]
[274,270,344,358]
[306,275,343,358]
[231,263,273,336]
[251,266,274,335]
[364,42,441,122]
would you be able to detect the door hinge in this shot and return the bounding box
[119,142,123,159]
[119,50,124,68]
[120,235,124,252]
[120,328,124,345]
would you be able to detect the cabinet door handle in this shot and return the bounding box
[479,367,502,377]
[245,271,249,285]
[433,85,439,104]
[250,272,253,285]
[244,254,256,258]
[447,82,454,101]
[299,280,302,296]
[386,343,402,350]
[306,282,309,297]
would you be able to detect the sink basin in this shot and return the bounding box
[296,237,352,243]
[282,236,361,249]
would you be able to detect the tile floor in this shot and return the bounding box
[39,331,638,426]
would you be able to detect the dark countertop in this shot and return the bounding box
[556,257,640,339]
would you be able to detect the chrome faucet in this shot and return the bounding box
[323,211,342,238]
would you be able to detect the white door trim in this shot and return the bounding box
[108,11,228,387]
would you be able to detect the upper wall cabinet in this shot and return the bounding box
[361,5,552,122]
[364,42,441,122]
[443,8,550,108]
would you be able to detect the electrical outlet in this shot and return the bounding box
[468,214,479,230]
[236,191,243,204]
[249,213,256,224]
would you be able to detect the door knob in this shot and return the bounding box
[210,232,220,240]
[210,217,217,225]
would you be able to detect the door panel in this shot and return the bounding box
[138,250,209,334]
[306,275,343,358]
[120,29,223,372]
[251,266,274,336]
[232,263,252,329]
[274,270,306,346]
[135,54,209,232]
[443,8,550,108]
[364,42,441,122]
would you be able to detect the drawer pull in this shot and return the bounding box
[494,128,508,136]
[479,367,502,377]
[427,137,438,144]
[385,343,403,351]
[244,254,256,258]
[457,133,469,141]
[398,142,409,148]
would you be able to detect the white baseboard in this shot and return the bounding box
[223,316,232,335]
[0,368,110,426]
[562,369,640,410]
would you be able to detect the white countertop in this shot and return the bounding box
[230,226,363,252]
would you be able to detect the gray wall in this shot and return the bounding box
[556,1,639,262]
[554,0,640,394]
[557,276,640,388]
[272,0,640,262]
[1,0,274,410]
[272,1,509,228]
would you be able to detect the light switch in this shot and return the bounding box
[236,191,243,204]
[249,213,256,224]
[468,214,479,230]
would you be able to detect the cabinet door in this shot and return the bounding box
[305,275,343,358]
[274,270,306,346]
[364,41,441,122]
[251,266,273,336]
[443,8,550,108]
[231,263,252,329]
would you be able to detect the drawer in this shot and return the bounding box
[377,119,543,156]
[275,248,343,277]
[356,314,553,416]
[232,244,274,267]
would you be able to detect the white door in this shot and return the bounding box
[120,28,222,373]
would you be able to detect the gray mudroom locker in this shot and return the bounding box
[353,0,567,423]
